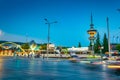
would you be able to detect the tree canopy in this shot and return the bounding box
[78,42,81,47]
[21,43,30,49]
[94,32,101,54]
[102,33,108,53]
[116,44,120,52]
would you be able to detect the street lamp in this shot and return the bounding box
[44,18,57,59]
[106,17,111,57]
[87,14,97,56]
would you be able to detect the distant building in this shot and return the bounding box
[49,44,55,49]
[67,47,89,54]
[110,43,118,50]
[48,44,55,53]
[110,43,119,54]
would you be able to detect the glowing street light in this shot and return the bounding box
[106,17,111,57]
[44,18,57,59]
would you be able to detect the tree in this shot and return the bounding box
[94,32,101,54]
[56,46,62,52]
[0,46,2,50]
[21,43,30,49]
[116,44,120,52]
[40,43,47,50]
[102,33,108,54]
[78,42,81,47]
[29,40,36,46]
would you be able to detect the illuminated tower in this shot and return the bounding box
[87,14,97,55]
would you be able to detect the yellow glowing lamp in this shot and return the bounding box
[88,31,96,37]
[87,29,97,37]
[107,65,120,69]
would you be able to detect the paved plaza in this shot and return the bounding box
[0,57,120,80]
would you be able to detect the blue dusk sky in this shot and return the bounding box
[0,0,120,47]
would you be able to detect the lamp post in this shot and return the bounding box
[99,46,104,61]
[87,14,97,56]
[106,17,111,57]
[44,18,57,59]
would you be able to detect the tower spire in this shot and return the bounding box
[90,13,94,29]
